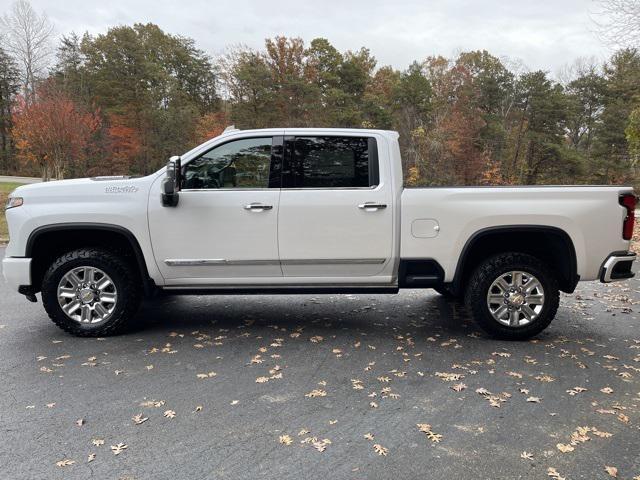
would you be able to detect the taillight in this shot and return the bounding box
[620,193,637,240]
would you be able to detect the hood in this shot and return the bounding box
[11,174,157,198]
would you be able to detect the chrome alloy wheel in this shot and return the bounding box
[486,270,545,327]
[56,266,118,324]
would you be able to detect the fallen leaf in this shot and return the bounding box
[364,433,375,440]
[547,467,566,480]
[91,438,105,447]
[435,372,464,382]
[56,459,75,467]
[279,434,293,445]
[110,443,128,455]
[305,389,327,398]
[312,438,331,452]
[373,444,388,456]
[87,453,96,463]
[163,410,176,419]
[605,466,618,478]
[417,424,443,443]
[557,443,575,453]
[520,451,534,460]
[132,413,148,425]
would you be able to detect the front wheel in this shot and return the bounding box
[464,252,559,340]
[41,248,142,337]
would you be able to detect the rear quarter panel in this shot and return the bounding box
[400,186,633,282]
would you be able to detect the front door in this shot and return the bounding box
[148,135,283,283]
[277,134,394,279]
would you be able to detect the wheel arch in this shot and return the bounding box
[26,223,154,295]
[451,225,579,295]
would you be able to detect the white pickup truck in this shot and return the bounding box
[2,128,637,339]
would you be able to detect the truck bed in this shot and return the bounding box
[400,185,633,282]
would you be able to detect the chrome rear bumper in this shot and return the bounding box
[600,252,637,283]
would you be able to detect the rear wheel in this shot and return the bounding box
[464,252,559,340]
[41,248,141,337]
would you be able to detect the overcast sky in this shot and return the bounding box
[4,0,612,74]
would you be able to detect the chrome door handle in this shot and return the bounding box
[358,202,387,211]
[244,203,273,211]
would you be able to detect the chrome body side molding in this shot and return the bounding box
[164,258,387,267]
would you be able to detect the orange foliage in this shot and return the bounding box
[442,104,486,184]
[12,82,101,180]
[107,114,142,174]
[195,111,229,143]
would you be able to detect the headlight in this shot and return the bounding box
[5,196,23,209]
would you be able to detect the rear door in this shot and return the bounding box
[277,133,394,279]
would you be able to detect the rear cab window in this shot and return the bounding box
[283,136,379,188]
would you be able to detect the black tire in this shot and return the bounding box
[41,248,141,337]
[464,252,559,340]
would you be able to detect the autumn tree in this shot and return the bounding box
[1,19,639,188]
[12,82,101,180]
[53,23,219,174]
[194,111,230,143]
[105,114,141,175]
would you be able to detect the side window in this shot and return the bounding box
[182,137,273,189]
[284,136,378,188]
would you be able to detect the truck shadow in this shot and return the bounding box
[131,291,498,341]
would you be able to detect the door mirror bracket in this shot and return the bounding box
[161,155,181,207]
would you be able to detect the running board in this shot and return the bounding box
[160,286,400,295]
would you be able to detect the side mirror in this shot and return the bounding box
[161,156,181,207]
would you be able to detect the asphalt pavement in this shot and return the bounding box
[0,246,639,480]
